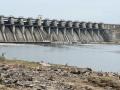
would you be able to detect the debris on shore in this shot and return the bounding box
[0,58,120,90]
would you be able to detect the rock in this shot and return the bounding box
[84,85,95,90]
[2,65,9,71]
[79,68,92,73]
[48,76,54,81]
[24,83,35,88]
[96,72,104,76]
[47,86,56,90]
[16,81,24,86]
[39,84,46,89]
[3,79,13,84]
[70,67,92,75]
[0,61,119,90]
[70,67,80,74]
[105,86,113,90]
[40,62,51,67]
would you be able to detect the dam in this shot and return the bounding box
[0,16,120,44]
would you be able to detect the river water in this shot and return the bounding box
[0,43,120,72]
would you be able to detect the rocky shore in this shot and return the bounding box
[0,58,120,90]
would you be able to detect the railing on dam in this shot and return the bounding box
[0,16,120,44]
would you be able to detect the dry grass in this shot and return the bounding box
[0,85,16,90]
[0,58,41,69]
[88,76,120,89]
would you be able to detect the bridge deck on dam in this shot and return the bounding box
[0,16,120,44]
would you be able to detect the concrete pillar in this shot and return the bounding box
[9,17,17,42]
[91,29,94,37]
[56,28,59,35]
[48,27,51,35]
[78,28,81,38]
[71,28,73,35]
[40,26,44,31]
[48,27,52,41]
[38,26,44,41]
[31,26,35,42]
[84,29,87,35]
[50,29,52,42]
[12,25,17,41]
[64,28,69,42]
[64,28,66,36]
[1,25,7,42]
[22,26,26,41]
[18,17,25,42]
[36,18,42,26]
[97,29,100,36]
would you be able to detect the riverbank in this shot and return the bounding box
[1,41,120,46]
[0,58,120,90]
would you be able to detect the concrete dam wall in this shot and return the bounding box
[0,16,120,44]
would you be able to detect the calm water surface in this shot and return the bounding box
[0,43,120,72]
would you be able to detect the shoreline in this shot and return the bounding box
[0,58,120,90]
[0,41,120,46]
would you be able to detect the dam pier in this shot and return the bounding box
[0,16,120,44]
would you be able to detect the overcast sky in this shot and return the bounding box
[0,0,119,24]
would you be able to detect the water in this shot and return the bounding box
[0,43,120,72]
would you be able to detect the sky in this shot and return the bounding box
[0,0,119,24]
